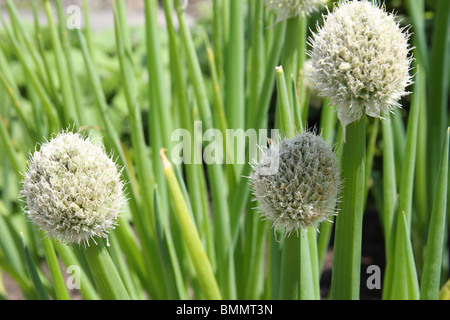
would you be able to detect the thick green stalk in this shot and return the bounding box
[84,240,130,300]
[54,244,99,300]
[420,128,449,300]
[306,228,320,300]
[279,234,300,299]
[331,118,366,300]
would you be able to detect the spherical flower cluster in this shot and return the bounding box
[265,0,323,22]
[21,132,124,246]
[250,131,341,235]
[308,0,413,130]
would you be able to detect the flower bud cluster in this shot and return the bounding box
[308,0,413,129]
[21,132,123,245]
[250,131,340,234]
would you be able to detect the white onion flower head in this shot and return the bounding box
[308,0,413,131]
[250,131,341,235]
[265,0,324,22]
[21,131,124,246]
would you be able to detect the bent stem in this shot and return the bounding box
[160,149,222,300]
[331,118,366,300]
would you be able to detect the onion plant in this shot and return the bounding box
[0,0,448,301]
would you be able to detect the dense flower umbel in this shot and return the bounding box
[250,131,340,235]
[309,0,413,130]
[265,0,323,22]
[21,132,124,245]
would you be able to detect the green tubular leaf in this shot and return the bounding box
[174,0,213,130]
[420,128,449,300]
[383,68,422,300]
[246,0,264,130]
[225,0,245,130]
[397,67,422,229]
[40,232,70,300]
[160,151,221,300]
[144,0,172,149]
[21,233,49,300]
[426,0,450,207]
[390,212,420,300]
[317,100,337,275]
[280,18,300,113]
[275,66,294,137]
[330,118,366,300]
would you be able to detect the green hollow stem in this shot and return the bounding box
[420,128,449,300]
[280,17,300,111]
[279,234,300,299]
[225,0,245,130]
[84,240,130,300]
[331,118,366,300]
[427,0,450,208]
